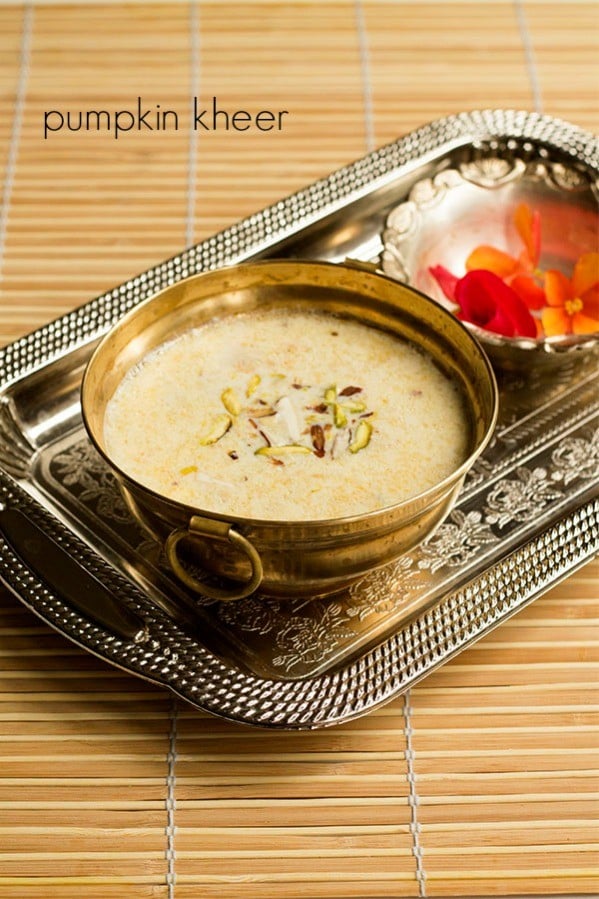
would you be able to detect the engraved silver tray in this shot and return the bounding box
[1,110,598,729]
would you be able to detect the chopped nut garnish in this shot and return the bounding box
[349,419,373,454]
[311,403,328,414]
[180,465,198,476]
[221,387,242,416]
[228,451,239,460]
[258,428,272,447]
[255,445,313,457]
[333,404,348,428]
[199,414,232,445]
[276,395,301,443]
[247,406,276,418]
[246,374,261,397]
[343,399,366,414]
[338,385,362,397]
[330,429,350,459]
[310,424,326,458]
[324,386,337,405]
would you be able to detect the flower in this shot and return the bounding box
[429,266,537,338]
[542,252,599,337]
[429,201,599,340]
[464,202,546,310]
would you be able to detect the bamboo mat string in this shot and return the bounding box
[166,694,179,899]
[163,4,200,891]
[355,6,430,894]
[354,0,375,156]
[187,0,200,250]
[515,0,543,114]
[403,692,427,898]
[355,5,430,892]
[0,3,32,285]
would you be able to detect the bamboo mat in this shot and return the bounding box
[0,2,598,897]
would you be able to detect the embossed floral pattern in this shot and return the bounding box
[52,441,132,523]
[218,596,280,635]
[272,603,354,670]
[485,467,564,528]
[418,510,499,572]
[346,555,425,621]
[551,428,599,486]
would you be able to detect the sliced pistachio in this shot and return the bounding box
[180,465,198,476]
[246,374,261,397]
[255,444,313,457]
[343,399,367,414]
[221,387,242,416]
[333,404,348,428]
[323,385,337,405]
[349,419,373,454]
[199,413,232,446]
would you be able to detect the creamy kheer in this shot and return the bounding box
[103,309,468,520]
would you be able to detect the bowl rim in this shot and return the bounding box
[81,259,499,530]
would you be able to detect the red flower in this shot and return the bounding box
[465,203,546,310]
[429,202,599,340]
[429,266,537,338]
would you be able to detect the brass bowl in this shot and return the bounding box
[81,261,498,601]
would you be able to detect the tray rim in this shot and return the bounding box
[0,108,598,729]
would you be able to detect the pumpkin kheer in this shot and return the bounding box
[103,308,468,520]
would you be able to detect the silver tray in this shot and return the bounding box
[1,110,598,729]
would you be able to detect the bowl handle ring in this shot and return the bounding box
[165,515,263,602]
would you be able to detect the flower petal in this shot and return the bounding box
[572,252,599,298]
[465,245,519,278]
[581,284,599,319]
[572,312,599,335]
[544,269,573,307]
[456,269,537,338]
[514,202,541,267]
[511,274,546,310]
[428,264,459,302]
[542,306,571,337]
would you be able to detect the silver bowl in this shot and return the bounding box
[381,148,599,375]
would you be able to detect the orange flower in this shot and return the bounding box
[542,253,599,336]
[465,202,546,310]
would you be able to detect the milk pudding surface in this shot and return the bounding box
[103,308,469,520]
